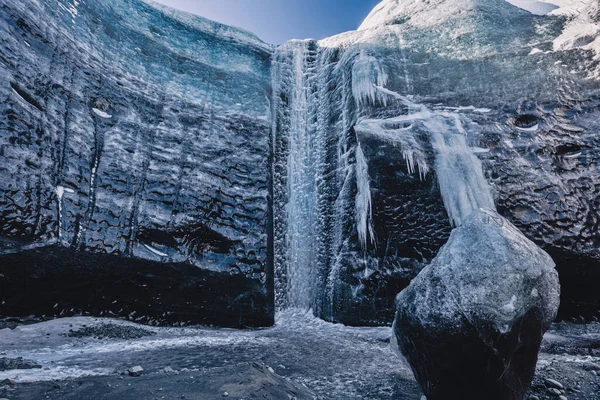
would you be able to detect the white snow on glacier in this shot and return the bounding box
[551,0,600,76]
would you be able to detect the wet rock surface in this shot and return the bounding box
[6,362,316,400]
[0,315,420,400]
[66,324,154,340]
[393,210,560,399]
[1,0,600,332]
[527,322,600,400]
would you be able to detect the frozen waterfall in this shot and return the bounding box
[430,123,496,227]
[272,40,320,310]
[271,38,497,317]
[356,94,496,227]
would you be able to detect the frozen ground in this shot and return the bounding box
[0,312,599,399]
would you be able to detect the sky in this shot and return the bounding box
[151,0,383,45]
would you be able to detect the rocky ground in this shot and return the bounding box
[0,314,597,400]
[528,322,600,400]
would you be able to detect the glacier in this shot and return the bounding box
[1,0,600,327]
[0,0,273,327]
[272,0,600,325]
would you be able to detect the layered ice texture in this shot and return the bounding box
[0,0,273,326]
[2,0,600,326]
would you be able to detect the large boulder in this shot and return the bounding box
[392,209,560,400]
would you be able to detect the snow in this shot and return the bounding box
[548,0,600,77]
[359,0,575,29]
[143,244,168,257]
[554,18,600,55]
[506,0,600,76]
[358,0,531,31]
[0,366,111,383]
[516,123,540,131]
[55,185,74,201]
[442,106,492,113]
[92,108,112,119]
[55,186,75,241]
[506,0,559,15]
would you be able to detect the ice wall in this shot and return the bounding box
[0,0,274,327]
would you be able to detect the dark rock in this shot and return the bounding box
[393,209,560,400]
[66,323,154,339]
[0,357,41,371]
[127,366,143,377]
[548,387,562,395]
[545,378,565,390]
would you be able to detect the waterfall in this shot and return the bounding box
[272,40,320,310]
[271,41,359,316]
[356,93,496,227]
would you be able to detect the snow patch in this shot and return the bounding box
[550,0,600,78]
[92,108,112,119]
[143,244,168,257]
[442,105,492,113]
[502,295,518,314]
[506,0,559,15]
[516,123,540,131]
[0,366,111,383]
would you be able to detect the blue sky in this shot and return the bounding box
[152,0,382,44]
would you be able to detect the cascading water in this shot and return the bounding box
[271,41,360,316]
[272,40,320,311]
[355,93,496,227]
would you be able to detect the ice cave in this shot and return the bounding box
[0,0,599,398]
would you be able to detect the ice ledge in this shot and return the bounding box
[142,0,272,51]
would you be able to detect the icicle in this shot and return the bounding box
[352,50,389,107]
[355,143,375,252]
